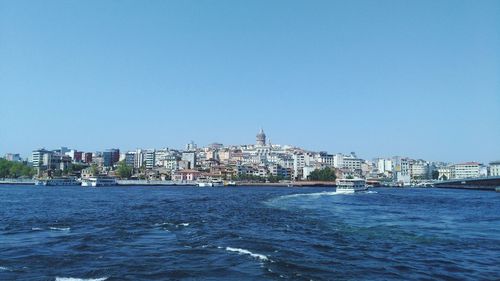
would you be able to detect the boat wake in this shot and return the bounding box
[49,227,71,231]
[153,222,190,228]
[56,277,108,281]
[274,191,340,201]
[273,189,378,201]
[223,247,269,261]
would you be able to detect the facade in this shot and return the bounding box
[438,166,453,180]
[453,162,480,179]
[145,150,156,169]
[171,169,201,181]
[5,153,22,162]
[342,155,363,171]
[103,151,113,167]
[410,160,429,180]
[490,161,500,177]
[32,149,51,168]
[134,149,145,169]
[125,152,135,167]
[376,158,392,174]
[393,157,411,185]
[181,151,196,169]
[84,152,93,164]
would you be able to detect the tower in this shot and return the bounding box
[256,128,266,146]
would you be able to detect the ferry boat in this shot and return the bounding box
[35,177,80,186]
[335,178,368,193]
[81,177,117,187]
[197,181,224,187]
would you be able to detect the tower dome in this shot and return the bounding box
[256,128,266,146]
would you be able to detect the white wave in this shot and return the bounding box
[49,227,70,231]
[178,223,189,227]
[225,247,268,261]
[276,191,339,200]
[56,277,108,281]
[31,227,43,231]
[0,266,11,271]
[153,222,172,227]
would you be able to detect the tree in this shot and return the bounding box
[431,170,439,180]
[90,164,99,176]
[116,161,132,179]
[307,167,337,181]
[0,159,35,178]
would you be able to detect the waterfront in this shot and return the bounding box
[0,186,499,280]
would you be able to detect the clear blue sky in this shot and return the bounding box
[1,0,499,163]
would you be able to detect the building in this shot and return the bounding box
[490,161,500,177]
[4,153,21,162]
[65,150,83,163]
[342,155,363,171]
[145,150,156,169]
[124,152,135,167]
[103,151,113,167]
[83,152,93,164]
[438,166,453,180]
[376,158,392,175]
[134,149,145,169]
[181,151,196,169]
[256,128,266,146]
[186,141,197,151]
[32,149,51,168]
[171,169,202,182]
[318,152,334,167]
[393,157,411,185]
[410,160,429,180]
[453,162,480,179]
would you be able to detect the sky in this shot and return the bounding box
[0,0,499,163]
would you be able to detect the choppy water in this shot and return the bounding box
[0,186,499,280]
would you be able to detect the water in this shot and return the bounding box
[0,186,499,280]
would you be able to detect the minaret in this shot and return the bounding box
[256,128,266,146]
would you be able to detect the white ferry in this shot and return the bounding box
[35,178,80,186]
[335,178,368,193]
[81,177,117,187]
[197,181,224,187]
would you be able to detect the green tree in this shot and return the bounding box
[307,167,337,181]
[431,170,439,180]
[116,161,132,179]
[0,159,35,178]
[90,164,99,175]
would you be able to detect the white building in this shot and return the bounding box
[490,161,500,177]
[333,154,344,168]
[134,149,145,169]
[393,157,411,185]
[453,162,480,179]
[411,160,429,179]
[145,150,156,169]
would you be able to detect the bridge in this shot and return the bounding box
[433,176,500,191]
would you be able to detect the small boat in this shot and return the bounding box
[225,181,237,186]
[35,177,80,186]
[335,178,368,193]
[81,176,117,187]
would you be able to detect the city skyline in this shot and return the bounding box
[1,0,499,163]
[4,127,500,165]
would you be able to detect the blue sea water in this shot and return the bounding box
[0,186,499,281]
